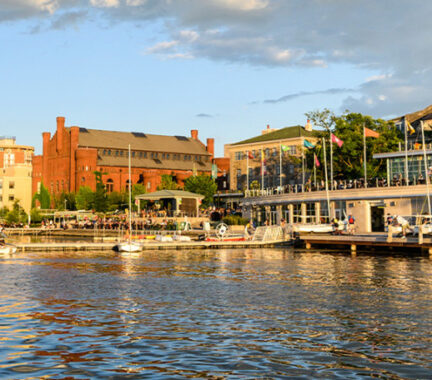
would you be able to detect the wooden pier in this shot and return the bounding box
[15,239,289,252]
[299,233,432,254]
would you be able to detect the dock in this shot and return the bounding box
[15,239,288,252]
[299,233,432,254]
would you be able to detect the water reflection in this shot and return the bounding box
[0,249,431,378]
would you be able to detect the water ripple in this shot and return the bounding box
[0,249,431,378]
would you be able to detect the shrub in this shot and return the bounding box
[222,215,248,226]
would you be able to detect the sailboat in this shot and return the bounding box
[115,145,143,253]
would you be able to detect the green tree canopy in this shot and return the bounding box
[32,182,51,209]
[184,175,217,207]
[75,186,94,210]
[305,111,402,180]
[157,174,180,190]
[93,171,108,212]
[6,200,28,224]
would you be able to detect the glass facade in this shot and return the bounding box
[388,155,432,182]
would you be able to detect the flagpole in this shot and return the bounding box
[246,150,249,191]
[302,148,305,190]
[404,117,409,185]
[330,131,333,190]
[279,143,282,188]
[363,124,367,188]
[322,137,331,221]
[261,149,264,192]
[313,153,317,188]
[421,121,432,215]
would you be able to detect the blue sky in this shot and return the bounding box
[1,1,431,156]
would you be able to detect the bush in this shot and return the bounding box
[222,215,248,226]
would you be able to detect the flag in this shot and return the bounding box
[364,127,380,138]
[331,133,343,148]
[406,120,415,135]
[247,150,254,159]
[261,150,266,175]
[315,155,321,167]
[304,139,315,149]
[281,144,289,152]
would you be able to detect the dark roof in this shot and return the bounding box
[97,155,212,172]
[77,128,210,156]
[391,104,432,125]
[232,125,315,145]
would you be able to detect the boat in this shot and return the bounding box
[114,145,143,254]
[0,244,17,254]
[293,224,334,233]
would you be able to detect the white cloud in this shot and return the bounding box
[90,0,119,8]
[2,0,432,117]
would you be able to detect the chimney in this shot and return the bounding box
[305,119,313,132]
[56,116,65,152]
[206,138,214,159]
[191,129,198,140]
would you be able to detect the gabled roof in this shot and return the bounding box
[135,190,204,200]
[97,155,212,171]
[77,128,211,155]
[231,125,315,145]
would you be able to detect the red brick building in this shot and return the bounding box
[33,117,214,195]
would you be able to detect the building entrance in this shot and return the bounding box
[371,206,385,232]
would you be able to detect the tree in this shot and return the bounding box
[305,108,336,132]
[305,111,402,180]
[157,174,180,190]
[131,184,146,211]
[76,186,94,210]
[53,192,76,211]
[184,175,217,207]
[32,182,51,209]
[93,171,108,212]
[6,200,28,224]
[107,191,128,211]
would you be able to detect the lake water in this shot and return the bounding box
[0,248,431,379]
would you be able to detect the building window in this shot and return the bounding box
[166,153,170,159]
[107,150,111,156]
[115,151,119,156]
[265,148,270,157]
[120,151,124,156]
[235,152,242,160]
[8,181,14,189]
[272,148,277,157]
[82,177,85,183]
[132,151,136,158]
[236,169,241,177]
[106,179,114,193]
[8,195,14,202]
[126,179,131,192]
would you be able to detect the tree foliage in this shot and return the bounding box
[75,186,94,210]
[93,171,108,212]
[184,175,217,207]
[6,200,28,224]
[32,182,51,209]
[157,174,180,190]
[305,111,402,180]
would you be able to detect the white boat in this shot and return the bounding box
[115,144,143,254]
[0,245,17,254]
[115,241,142,253]
[293,224,334,233]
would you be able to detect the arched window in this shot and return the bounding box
[106,179,114,193]
[126,179,131,192]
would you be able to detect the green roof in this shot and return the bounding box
[232,125,316,145]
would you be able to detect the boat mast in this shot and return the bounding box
[421,121,432,215]
[322,137,331,222]
[128,144,132,244]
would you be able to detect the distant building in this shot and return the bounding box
[391,104,432,141]
[33,117,214,196]
[0,137,34,213]
[224,122,317,191]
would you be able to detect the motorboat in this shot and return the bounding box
[0,244,17,254]
[293,224,334,233]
